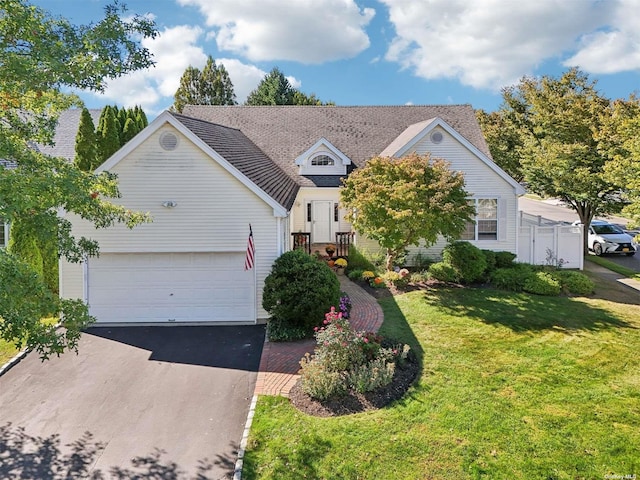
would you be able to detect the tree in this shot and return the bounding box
[245,67,295,105]
[0,0,156,358]
[122,116,137,144]
[200,56,236,106]
[171,57,236,113]
[476,108,525,182]
[498,68,624,253]
[340,154,475,271]
[599,96,640,228]
[74,108,98,171]
[97,105,121,162]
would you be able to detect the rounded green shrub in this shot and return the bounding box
[347,269,364,281]
[442,241,487,283]
[481,249,497,276]
[428,262,458,283]
[523,271,561,296]
[553,271,595,295]
[262,249,340,341]
[495,251,517,268]
[490,263,534,292]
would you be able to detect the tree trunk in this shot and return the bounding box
[385,248,395,271]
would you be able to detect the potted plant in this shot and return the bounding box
[334,258,347,275]
[325,244,336,257]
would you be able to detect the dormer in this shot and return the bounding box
[295,137,351,176]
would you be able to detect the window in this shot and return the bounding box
[461,199,498,241]
[334,203,339,222]
[310,154,335,166]
[307,203,312,222]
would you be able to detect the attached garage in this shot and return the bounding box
[87,252,255,324]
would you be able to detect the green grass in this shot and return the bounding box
[0,337,19,365]
[586,255,640,280]
[244,287,640,479]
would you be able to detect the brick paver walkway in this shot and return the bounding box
[254,276,384,397]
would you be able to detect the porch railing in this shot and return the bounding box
[291,232,311,255]
[335,231,353,258]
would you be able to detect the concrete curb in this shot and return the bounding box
[234,394,258,480]
[0,348,30,378]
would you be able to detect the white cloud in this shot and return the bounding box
[380,0,611,91]
[564,0,640,73]
[88,25,208,114]
[177,0,375,63]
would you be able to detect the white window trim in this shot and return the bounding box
[462,198,501,241]
[0,222,9,248]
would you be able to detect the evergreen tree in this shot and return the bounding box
[122,117,137,143]
[172,66,203,113]
[98,106,121,162]
[171,58,237,112]
[74,107,98,171]
[200,56,237,106]
[245,67,295,105]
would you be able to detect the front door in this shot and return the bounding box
[312,201,332,243]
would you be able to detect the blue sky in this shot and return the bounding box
[32,0,640,116]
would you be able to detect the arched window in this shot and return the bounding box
[310,154,335,166]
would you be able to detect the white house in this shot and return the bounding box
[59,105,525,325]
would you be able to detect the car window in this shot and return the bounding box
[592,224,624,234]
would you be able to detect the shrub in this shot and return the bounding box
[553,271,595,295]
[299,307,410,400]
[299,354,346,400]
[346,245,377,274]
[523,271,561,296]
[267,317,309,342]
[495,251,517,268]
[347,269,363,281]
[262,249,340,341]
[442,241,487,283]
[490,263,534,292]
[428,262,458,283]
[381,270,410,289]
[346,357,395,393]
[362,270,376,281]
[409,271,429,284]
[481,249,497,276]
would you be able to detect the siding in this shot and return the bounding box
[62,124,281,320]
[59,258,84,300]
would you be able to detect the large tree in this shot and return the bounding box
[245,67,333,106]
[497,68,624,253]
[476,108,525,182]
[171,57,236,112]
[598,96,640,228]
[0,0,156,358]
[340,154,474,271]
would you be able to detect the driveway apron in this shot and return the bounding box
[0,325,265,480]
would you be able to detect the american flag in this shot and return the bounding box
[244,224,255,270]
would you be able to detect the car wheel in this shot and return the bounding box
[627,252,635,256]
[593,243,603,256]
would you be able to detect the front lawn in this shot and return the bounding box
[243,287,640,479]
[0,338,19,366]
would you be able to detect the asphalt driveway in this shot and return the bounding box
[0,325,265,480]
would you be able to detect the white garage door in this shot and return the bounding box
[87,252,255,324]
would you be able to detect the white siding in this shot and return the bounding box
[59,258,84,301]
[62,124,281,320]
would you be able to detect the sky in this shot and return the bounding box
[31,0,640,117]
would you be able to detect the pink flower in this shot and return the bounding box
[364,338,369,343]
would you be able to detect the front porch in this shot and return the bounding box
[292,231,354,258]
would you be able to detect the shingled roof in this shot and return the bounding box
[170,112,299,210]
[37,109,102,161]
[182,105,492,188]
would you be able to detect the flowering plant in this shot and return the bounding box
[371,276,385,288]
[338,292,351,318]
[334,258,347,268]
[362,270,376,280]
[325,244,336,254]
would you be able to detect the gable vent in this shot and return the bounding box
[159,132,178,151]
[430,131,443,144]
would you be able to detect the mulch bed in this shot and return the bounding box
[289,353,420,417]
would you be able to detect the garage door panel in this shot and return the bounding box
[88,253,255,323]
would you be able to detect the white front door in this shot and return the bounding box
[312,201,332,243]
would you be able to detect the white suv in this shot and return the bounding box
[574,220,637,256]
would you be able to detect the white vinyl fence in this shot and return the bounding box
[518,217,584,270]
